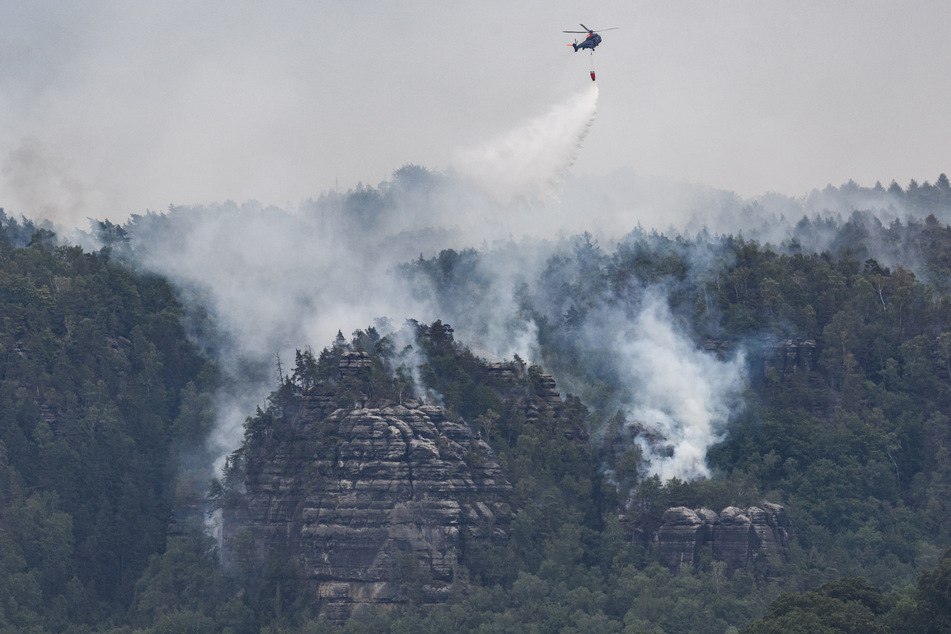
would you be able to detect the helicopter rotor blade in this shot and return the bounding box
[564,25,620,34]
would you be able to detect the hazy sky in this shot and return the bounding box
[2,1,950,226]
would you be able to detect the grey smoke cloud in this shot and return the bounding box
[119,85,734,476]
[13,2,951,484]
[4,2,951,227]
[127,201,434,467]
[2,139,85,226]
[117,170,943,481]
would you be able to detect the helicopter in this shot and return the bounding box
[564,24,618,52]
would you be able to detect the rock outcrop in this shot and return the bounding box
[656,503,791,575]
[706,336,817,384]
[221,395,512,622]
[763,337,817,381]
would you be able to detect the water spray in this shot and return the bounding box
[452,85,599,203]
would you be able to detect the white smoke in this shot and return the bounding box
[618,294,747,480]
[126,202,431,471]
[109,83,754,484]
[397,229,751,482]
[452,84,598,204]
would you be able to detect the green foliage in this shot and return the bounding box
[393,211,951,632]
[0,233,217,629]
[133,525,230,624]
[10,195,951,631]
[912,546,951,633]
[742,577,892,633]
[413,319,504,421]
[0,208,43,247]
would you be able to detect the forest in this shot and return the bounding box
[2,172,951,632]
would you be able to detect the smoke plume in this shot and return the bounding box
[96,82,865,483]
[452,84,598,204]
[619,294,746,480]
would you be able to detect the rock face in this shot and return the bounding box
[221,396,512,622]
[706,336,817,385]
[656,503,791,575]
[763,337,817,381]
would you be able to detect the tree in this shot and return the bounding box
[743,579,889,633]
[915,547,951,633]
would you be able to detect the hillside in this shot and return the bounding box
[0,211,217,630]
[2,173,951,631]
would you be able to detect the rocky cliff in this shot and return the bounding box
[221,392,512,621]
[215,343,595,622]
[655,503,792,575]
[215,332,787,620]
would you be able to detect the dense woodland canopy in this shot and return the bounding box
[2,173,951,632]
[0,210,218,631]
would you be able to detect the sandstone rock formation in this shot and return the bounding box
[705,336,817,381]
[763,336,816,382]
[656,503,791,575]
[221,393,513,622]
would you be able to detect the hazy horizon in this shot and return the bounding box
[3,1,950,228]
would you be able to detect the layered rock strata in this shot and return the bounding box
[656,503,791,575]
[221,399,512,622]
[763,337,817,381]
